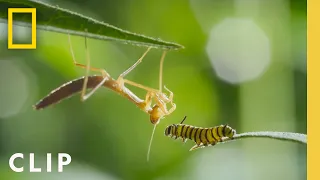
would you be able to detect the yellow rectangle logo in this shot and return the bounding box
[8,8,36,49]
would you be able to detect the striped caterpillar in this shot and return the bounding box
[164,116,236,151]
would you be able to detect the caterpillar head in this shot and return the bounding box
[164,116,187,137]
[164,124,176,137]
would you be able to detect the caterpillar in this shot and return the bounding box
[164,116,236,151]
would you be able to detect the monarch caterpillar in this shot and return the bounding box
[164,116,236,151]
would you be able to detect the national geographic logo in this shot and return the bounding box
[7,8,36,49]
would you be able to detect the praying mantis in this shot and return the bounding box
[33,33,177,161]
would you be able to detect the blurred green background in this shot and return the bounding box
[0,0,306,180]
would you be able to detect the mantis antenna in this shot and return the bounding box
[147,123,157,162]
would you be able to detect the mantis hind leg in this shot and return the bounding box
[116,47,152,91]
[68,34,110,77]
[68,32,110,101]
[123,79,159,93]
[159,51,167,92]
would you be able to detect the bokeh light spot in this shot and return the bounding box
[206,18,271,84]
[0,60,29,118]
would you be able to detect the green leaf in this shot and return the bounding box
[0,0,184,50]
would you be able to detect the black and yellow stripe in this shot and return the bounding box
[164,116,236,151]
